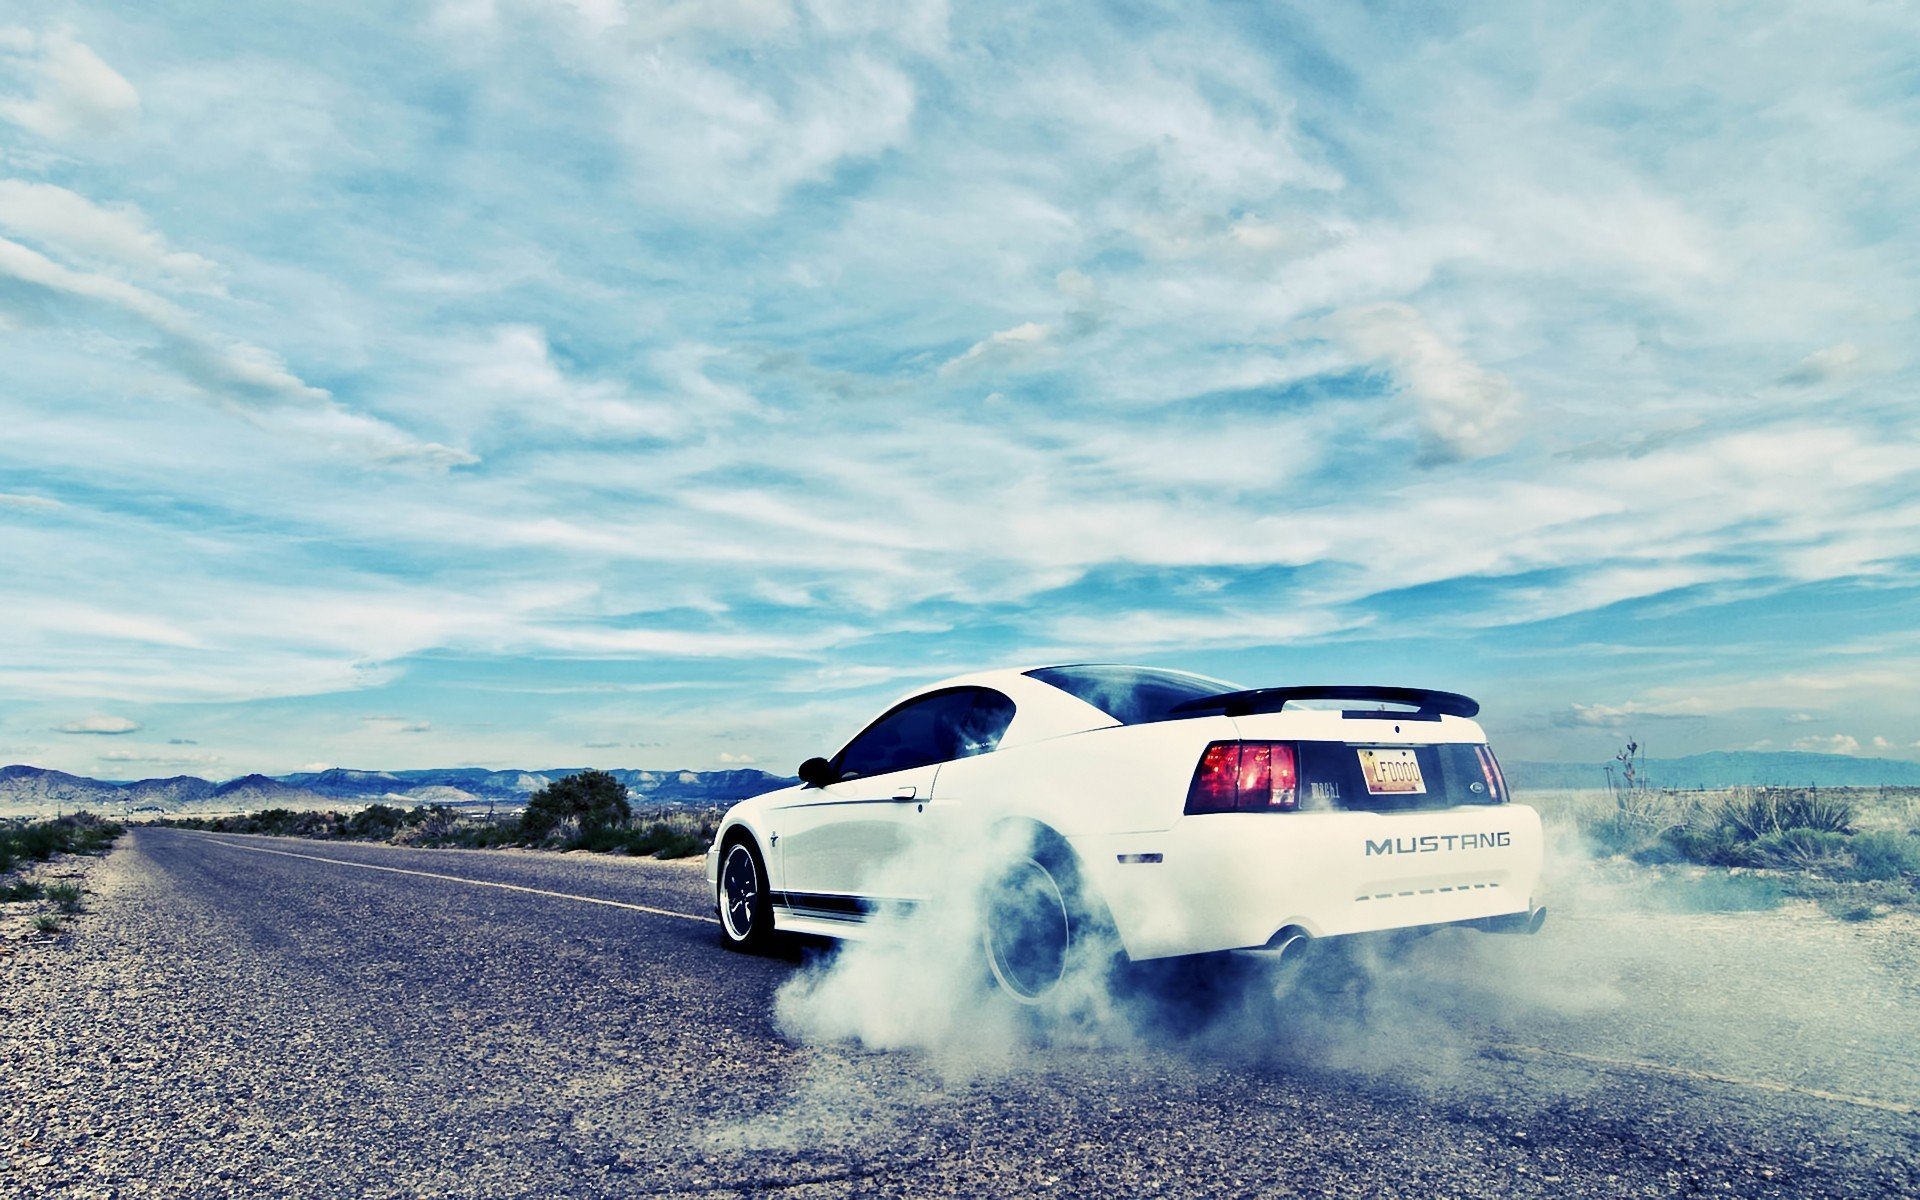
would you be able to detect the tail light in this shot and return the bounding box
[1474,745,1508,803]
[1185,741,1298,813]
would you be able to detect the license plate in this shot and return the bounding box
[1358,747,1426,794]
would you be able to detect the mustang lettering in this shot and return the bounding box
[1365,831,1514,856]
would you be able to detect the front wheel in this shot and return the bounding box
[718,836,774,952]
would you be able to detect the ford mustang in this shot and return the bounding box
[706,665,1545,1002]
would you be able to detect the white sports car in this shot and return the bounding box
[706,665,1545,1001]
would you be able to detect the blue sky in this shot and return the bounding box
[2,2,1917,780]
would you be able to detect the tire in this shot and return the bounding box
[717,835,774,953]
[981,849,1104,1005]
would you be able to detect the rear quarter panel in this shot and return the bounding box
[927,714,1241,836]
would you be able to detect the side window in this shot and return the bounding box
[953,689,1015,758]
[834,688,1016,779]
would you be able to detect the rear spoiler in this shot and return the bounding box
[1168,686,1480,720]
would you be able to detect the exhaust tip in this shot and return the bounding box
[1478,906,1547,935]
[1234,926,1312,963]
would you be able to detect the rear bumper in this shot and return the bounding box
[1069,804,1545,961]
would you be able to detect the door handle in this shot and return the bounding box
[891,785,917,800]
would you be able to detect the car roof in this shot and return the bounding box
[871,664,1209,750]
[861,665,1487,753]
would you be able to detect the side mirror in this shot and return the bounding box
[797,757,838,788]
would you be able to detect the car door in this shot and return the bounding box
[774,687,1014,909]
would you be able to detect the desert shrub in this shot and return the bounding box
[1717,789,1854,840]
[520,770,632,842]
[1652,789,1865,872]
[572,822,708,858]
[642,829,709,859]
[1750,828,1853,873]
[45,882,83,913]
[442,820,521,849]
[226,808,298,835]
[1842,830,1920,883]
[33,914,60,934]
[1582,808,1651,857]
[10,823,63,862]
[345,804,407,840]
[0,880,44,902]
[1573,789,1690,859]
[412,805,461,839]
[0,814,125,865]
[570,825,630,853]
[1663,823,1759,868]
[181,808,340,837]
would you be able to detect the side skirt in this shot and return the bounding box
[771,890,922,929]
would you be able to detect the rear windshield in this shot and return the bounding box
[1297,742,1505,812]
[1026,665,1241,725]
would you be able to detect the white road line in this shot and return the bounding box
[1491,1042,1919,1116]
[201,836,716,925]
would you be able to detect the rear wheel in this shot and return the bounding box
[718,836,773,952]
[982,850,1109,1005]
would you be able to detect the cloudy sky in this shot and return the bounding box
[2,2,1916,780]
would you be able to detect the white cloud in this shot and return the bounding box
[449,325,691,439]
[940,321,1052,376]
[439,3,923,218]
[16,603,204,650]
[435,0,802,44]
[1317,302,1523,463]
[617,50,916,217]
[57,714,141,735]
[0,235,472,467]
[1777,342,1862,388]
[1042,607,1353,657]
[0,491,62,510]
[1554,701,1708,729]
[0,180,222,289]
[1794,733,1861,756]
[716,751,757,764]
[1634,666,1920,724]
[0,27,140,139]
[100,749,221,767]
[1022,56,1340,212]
[361,716,433,735]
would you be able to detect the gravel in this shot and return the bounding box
[2,828,1915,1199]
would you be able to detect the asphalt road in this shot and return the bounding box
[4,828,1917,1199]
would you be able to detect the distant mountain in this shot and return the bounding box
[211,774,318,807]
[0,765,112,811]
[0,762,796,818]
[121,775,218,806]
[1506,751,1920,792]
[279,768,405,797]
